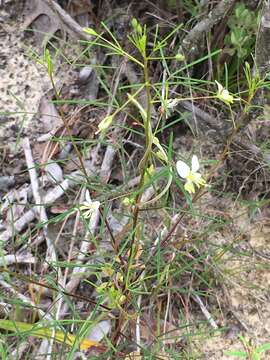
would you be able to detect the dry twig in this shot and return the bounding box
[0,166,94,243]
[181,0,236,57]
[22,138,57,263]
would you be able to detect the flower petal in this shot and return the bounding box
[191,155,200,172]
[222,90,233,104]
[215,81,233,105]
[97,114,114,133]
[80,200,100,218]
[176,160,190,179]
[184,181,195,194]
[85,190,91,203]
[197,177,206,186]
[92,201,101,210]
[215,80,223,95]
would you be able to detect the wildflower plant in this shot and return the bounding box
[30,18,227,359]
[4,5,269,359]
[96,265,126,309]
[79,190,100,219]
[176,155,206,194]
[215,80,234,105]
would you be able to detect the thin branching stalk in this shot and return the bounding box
[127,55,153,289]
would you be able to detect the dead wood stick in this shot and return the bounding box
[0,166,93,243]
[180,0,236,56]
[11,342,29,360]
[22,138,57,265]
[54,191,85,321]
[0,253,36,267]
[192,294,218,329]
[64,195,100,294]
[180,100,221,132]
[44,0,93,41]
[64,141,118,294]
[0,278,48,319]
[22,138,62,359]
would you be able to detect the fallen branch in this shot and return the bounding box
[24,0,93,41]
[0,166,94,243]
[192,294,218,329]
[22,138,57,264]
[44,0,93,40]
[0,278,48,319]
[0,253,36,267]
[181,0,236,57]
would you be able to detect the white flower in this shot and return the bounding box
[215,80,233,105]
[176,155,206,194]
[165,98,180,109]
[80,190,100,218]
[96,114,114,134]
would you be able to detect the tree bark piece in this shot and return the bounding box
[0,167,93,243]
[181,0,236,57]
[24,0,93,41]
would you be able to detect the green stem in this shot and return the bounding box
[135,56,153,205]
[126,57,153,288]
[144,57,153,157]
